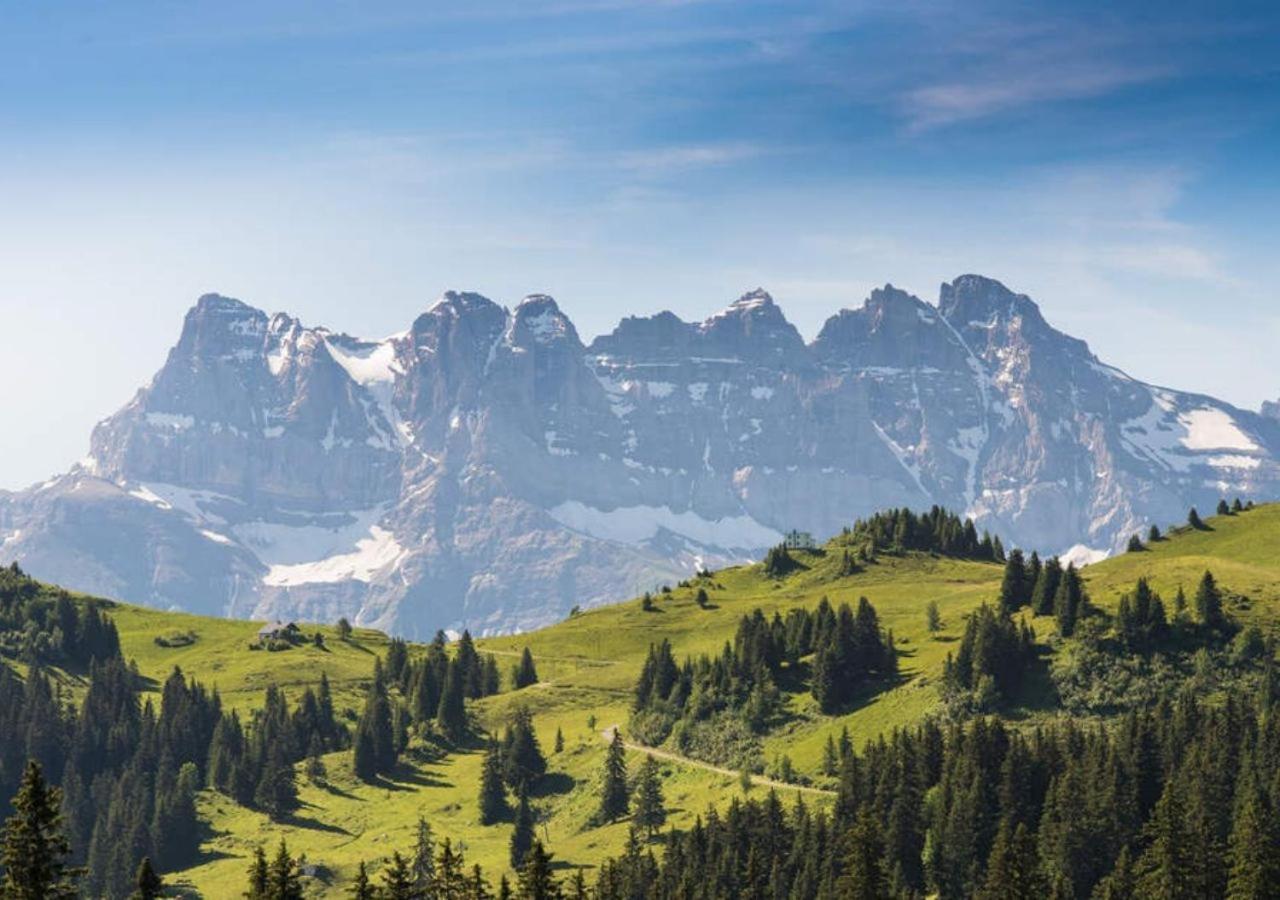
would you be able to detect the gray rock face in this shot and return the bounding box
[3,277,1278,635]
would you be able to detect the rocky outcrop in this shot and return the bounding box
[3,277,1277,636]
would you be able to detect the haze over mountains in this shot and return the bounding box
[2,274,1276,637]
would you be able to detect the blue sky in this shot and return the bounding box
[1,0,1278,488]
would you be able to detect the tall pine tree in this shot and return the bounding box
[0,761,80,900]
[597,730,629,824]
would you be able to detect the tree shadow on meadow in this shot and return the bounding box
[282,808,352,836]
[530,771,575,799]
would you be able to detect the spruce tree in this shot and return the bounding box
[515,841,560,900]
[245,845,269,900]
[305,733,326,784]
[835,811,888,900]
[480,740,510,825]
[502,707,547,792]
[254,742,298,819]
[352,723,378,782]
[631,755,666,837]
[1225,769,1280,899]
[379,852,418,900]
[436,837,468,897]
[267,839,304,900]
[925,600,941,633]
[979,820,1042,899]
[510,790,535,870]
[470,864,492,900]
[410,816,435,893]
[513,648,539,690]
[435,659,468,743]
[128,858,164,900]
[1195,570,1226,630]
[598,729,629,824]
[348,861,375,900]
[1031,556,1062,616]
[483,655,502,697]
[368,660,398,773]
[456,630,484,699]
[1188,507,1205,529]
[1135,777,1195,900]
[1094,846,1136,900]
[998,549,1029,615]
[553,728,564,754]
[1053,564,1084,637]
[822,735,839,776]
[0,761,80,900]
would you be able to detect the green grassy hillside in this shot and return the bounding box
[10,502,1278,897]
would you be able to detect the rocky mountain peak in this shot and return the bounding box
[1264,398,1280,421]
[512,294,582,349]
[411,291,506,350]
[175,293,269,362]
[938,274,1044,329]
[730,287,775,309]
[811,285,953,367]
[421,290,502,322]
[586,310,696,361]
[700,288,808,367]
[865,284,934,319]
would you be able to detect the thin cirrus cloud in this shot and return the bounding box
[900,53,1175,130]
[616,142,771,174]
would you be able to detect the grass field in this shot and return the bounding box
[24,503,1279,896]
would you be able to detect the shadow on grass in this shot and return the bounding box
[189,840,239,870]
[1002,646,1059,719]
[530,772,575,798]
[319,781,360,800]
[283,810,352,836]
[821,671,913,718]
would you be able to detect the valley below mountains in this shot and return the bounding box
[2,274,1277,636]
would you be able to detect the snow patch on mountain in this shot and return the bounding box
[1179,408,1258,451]
[549,500,781,550]
[261,525,405,587]
[1121,391,1260,473]
[1061,544,1110,568]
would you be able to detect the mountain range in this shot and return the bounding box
[2,274,1277,636]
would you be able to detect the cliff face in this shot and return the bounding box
[3,277,1276,637]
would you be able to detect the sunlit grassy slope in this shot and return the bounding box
[34,502,1280,896]
[1079,502,1280,619]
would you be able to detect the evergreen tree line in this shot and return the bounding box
[607,677,1280,899]
[0,580,349,897]
[0,653,221,897]
[15,670,1280,900]
[843,506,1006,562]
[243,819,579,900]
[942,605,1037,711]
[355,631,515,780]
[631,598,897,749]
[0,563,120,666]
[995,550,1088,637]
[207,673,348,816]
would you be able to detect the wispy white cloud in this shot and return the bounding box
[616,141,769,174]
[903,59,1171,130]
